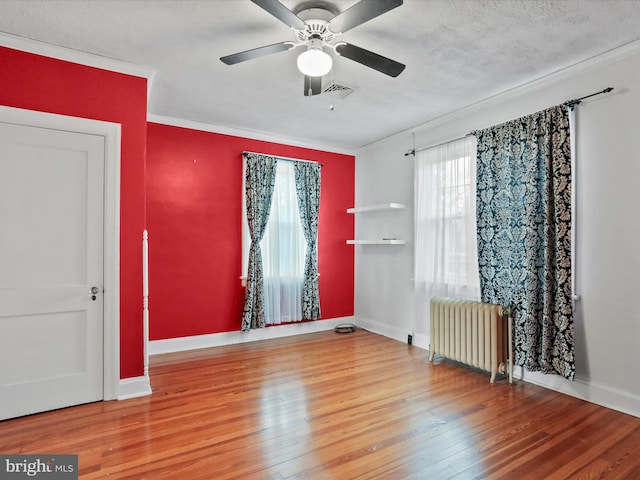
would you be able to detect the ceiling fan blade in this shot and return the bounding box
[251,0,307,30]
[327,0,403,34]
[304,75,322,96]
[220,42,294,65]
[335,42,405,77]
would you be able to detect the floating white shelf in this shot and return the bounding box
[346,239,406,245]
[347,203,405,245]
[347,203,406,214]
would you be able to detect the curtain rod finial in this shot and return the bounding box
[404,149,415,157]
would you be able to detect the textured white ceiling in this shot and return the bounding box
[1,0,639,150]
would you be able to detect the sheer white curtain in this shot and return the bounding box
[414,135,480,337]
[260,161,307,324]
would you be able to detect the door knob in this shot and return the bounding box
[90,286,99,301]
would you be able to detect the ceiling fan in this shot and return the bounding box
[220,0,406,96]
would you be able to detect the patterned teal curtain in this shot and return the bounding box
[242,152,278,331]
[294,162,322,320]
[475,105,575,380]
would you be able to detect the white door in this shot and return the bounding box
[0,120,105,420]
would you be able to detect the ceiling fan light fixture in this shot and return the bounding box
[297,47,332,77]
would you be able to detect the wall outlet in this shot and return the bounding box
[407,334,413,345]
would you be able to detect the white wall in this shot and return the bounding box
[354,41,640,417]
[350,143,415,344]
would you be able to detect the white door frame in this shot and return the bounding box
[0,105,121,400]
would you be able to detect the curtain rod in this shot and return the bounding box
[406,87,614,156]
[404,132,475,157]
[564,87,614,110]
[466,87,615,136]
[242,151,323,166]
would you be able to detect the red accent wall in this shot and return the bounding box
[146,123,354,340]
[0,45,354,375]
[0,47,148,379]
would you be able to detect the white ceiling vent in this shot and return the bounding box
[322,82,355,99]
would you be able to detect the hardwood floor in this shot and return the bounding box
[2,329,639,479]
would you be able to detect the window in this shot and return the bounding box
[434,153,475,284]
[243,160,307,324]
[414,136,480,335]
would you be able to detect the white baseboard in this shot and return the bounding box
[514,367,640,419]
[354,316,640,418]
[354,317,430,351]
[149,317,356,356]
[355,316,409,345]
[117,375,152,400]
[150,315,639,419]
[412,332,430,351]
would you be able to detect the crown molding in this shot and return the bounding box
[0,30,353,154]
[426,39,640,129]
[147,114,356,157]
[0,31,156,81]
[358,38,640,155]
